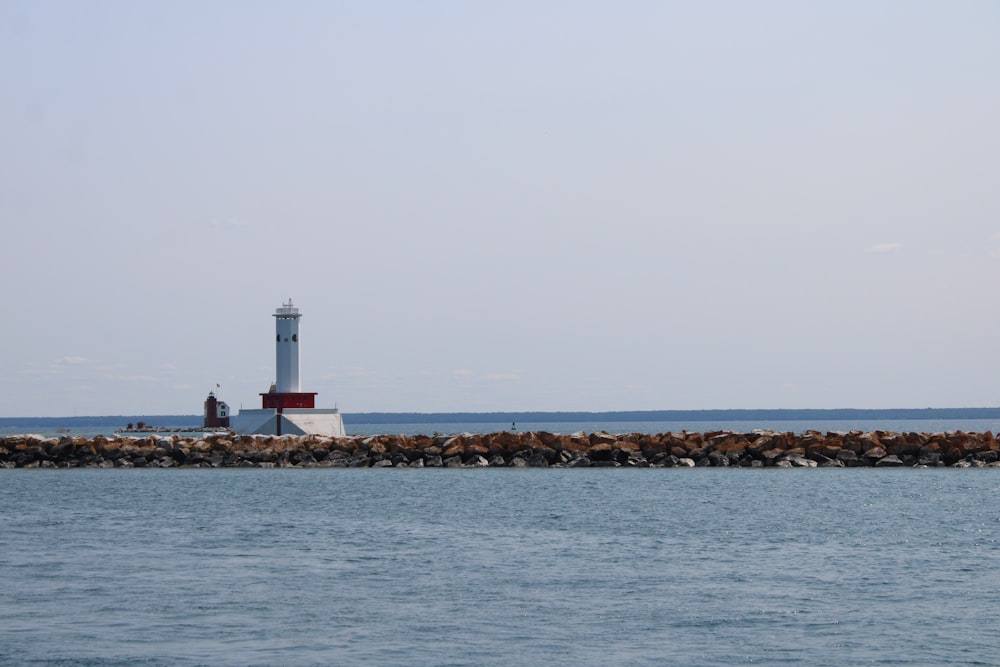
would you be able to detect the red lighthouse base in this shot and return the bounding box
[261,392,317,410]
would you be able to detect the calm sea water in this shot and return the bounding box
[2,469,999,666]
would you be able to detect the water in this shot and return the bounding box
[2,469,1000,666]
[6,417,1000,440]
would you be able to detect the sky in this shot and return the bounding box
[2,1,999,416]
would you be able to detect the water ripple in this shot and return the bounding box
[2,469,1000,666]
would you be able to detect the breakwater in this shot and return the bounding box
[3,429,1000,468]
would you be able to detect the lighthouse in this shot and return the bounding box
[275,300,301,393]
[231,300,346,437]
[261,300,317,410]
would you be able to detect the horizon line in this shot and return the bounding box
[5,407,1000,423]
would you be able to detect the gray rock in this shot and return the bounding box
[863,446,887,462]
[466,454,489,468]
[533,447,558,464]
[786,455,817,468]
[835,448,857,461]
[707,451,729,467]
[875,455,904,467]
[526,453,550,467]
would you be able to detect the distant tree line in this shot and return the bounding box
[4,407,1000,429]
[340,408,1000,424]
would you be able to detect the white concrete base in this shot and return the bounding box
[232,408,346,437]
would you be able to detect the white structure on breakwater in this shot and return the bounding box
[231,300,346,437]
[274,300,301,393]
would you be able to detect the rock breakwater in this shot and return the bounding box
[3,429,1000,468]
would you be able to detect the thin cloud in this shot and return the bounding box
[53,356,90,365]
[865,242,902,254]
[95,364,125,372]
[451,369,475,377]
[481,373,521,381]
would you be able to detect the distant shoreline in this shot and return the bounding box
[3,407,1000,427]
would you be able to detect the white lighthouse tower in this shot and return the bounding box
[274,299,301,394]
[231,300,346,437]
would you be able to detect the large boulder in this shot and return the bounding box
[589,431,617,446]
[785,454,817,468]
[875,455,904,467]
[863,446,887,463]
[525,453,550,467]
[466,454,489,468]
[588,443,614,462]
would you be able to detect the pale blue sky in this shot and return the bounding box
[2,1,999,416]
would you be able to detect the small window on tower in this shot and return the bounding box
[292,334,298,342]
[276,334,280,342]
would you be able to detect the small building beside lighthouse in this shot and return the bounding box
[203,392,230,428]
[231,300,346,437]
